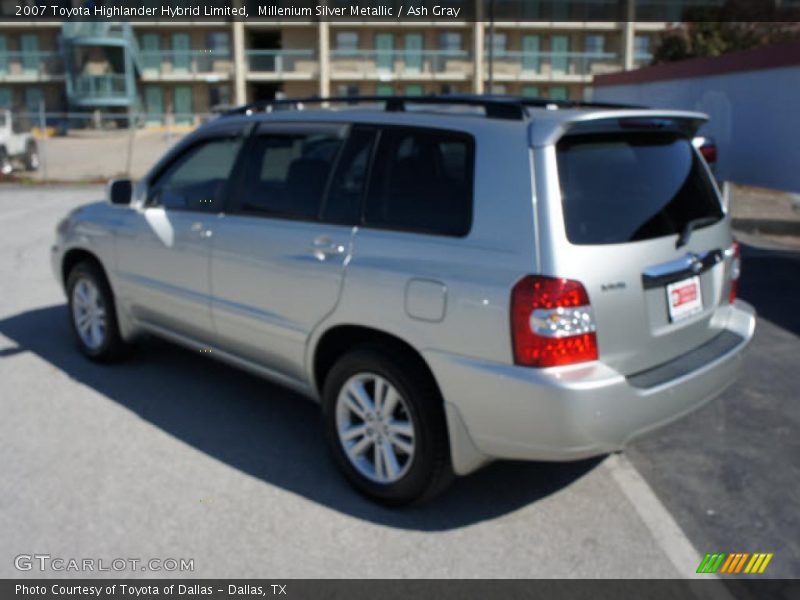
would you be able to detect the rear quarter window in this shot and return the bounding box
[364,127,474,237]
[556,132,722,245]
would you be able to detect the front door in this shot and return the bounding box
[173,85,192,125]
[171,32,191,73]
[404,33,423,73]
[211,122,361,382]
[522,35,540,74]
[114,130,246,343]
[0,35,7,75]
[375,33,394,73]
[551,35,569,75]
[141,33,161,75]
[144,86,164,126]
[20,33,39,75]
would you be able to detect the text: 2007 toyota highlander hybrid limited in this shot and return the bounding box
[51,96,755,504]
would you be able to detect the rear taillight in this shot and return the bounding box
[728,241,741,303]
[700,143,717,164]
[511,275,598,368]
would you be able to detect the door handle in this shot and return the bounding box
[311,236,345,260]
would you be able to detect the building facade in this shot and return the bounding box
[0,0,676,125]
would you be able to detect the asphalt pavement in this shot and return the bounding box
[0,185,796,582]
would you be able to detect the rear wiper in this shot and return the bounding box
[676,216,720,249]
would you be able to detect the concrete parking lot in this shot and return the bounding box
[0,185,797,581]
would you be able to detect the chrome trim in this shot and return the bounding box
[641,249,723,290]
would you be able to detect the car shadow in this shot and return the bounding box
[738,243,800,337]
[0,305,601,531]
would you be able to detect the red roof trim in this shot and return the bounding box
[595,39,800,86]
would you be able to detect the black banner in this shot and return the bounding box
[5,580,800,600]
[2,0,800,23]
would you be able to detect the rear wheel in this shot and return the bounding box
[66,261,127,362]
[24,141,39,171]
[322,347,452,505]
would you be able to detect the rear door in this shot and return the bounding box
[210,122,363,382]
[539,118,733,375]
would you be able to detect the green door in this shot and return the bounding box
[551,35,569,75]
[522,35,540,73]
[144,87,164,126]
[173,86,192,125]
[0,87,12,109]
[20,33,39,75]
[171,33,191,74]
[141,33,161,75]
[404,33,423,73]
[522,85,540,98]
[0,35,7,75]
[404,84,423,96]
[375,33,394,73]
[376,83,394,96]
[24,87,43,113]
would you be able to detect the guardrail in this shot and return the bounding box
[487,51,621,78]
[140,50,234,77]
[245,49,317,74]
[0,51,64,77]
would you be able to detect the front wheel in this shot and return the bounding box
[322,347,453,505]
[0,148,12,175]
[66,261,127,362]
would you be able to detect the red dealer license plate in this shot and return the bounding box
[667,275,703,322]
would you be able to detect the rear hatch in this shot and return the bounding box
[537,112,734,376]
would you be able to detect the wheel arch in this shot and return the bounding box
[312,324,442,401]
[61,247,107,288]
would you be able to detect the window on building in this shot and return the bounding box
[209,85,231,109]
[485,32,507,55]
[439,31,462,52]
[365,127,474,237]
[336,84,360,97]
[548,86,569,101]
[335,32,359,53]
[207,32,231,57]
[236,131,344,221]
[149,136,244,212]
[584,35,605,54]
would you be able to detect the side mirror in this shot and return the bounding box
[107,179,132,205]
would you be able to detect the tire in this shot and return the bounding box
[66,260,127,362]
[322,346,453,505]
[24,141,39,171]
[0,148,12,175]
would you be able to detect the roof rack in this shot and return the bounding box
[222,94,641,121]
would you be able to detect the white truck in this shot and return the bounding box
[0,110,39,175]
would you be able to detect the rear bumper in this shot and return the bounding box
[426,300,756,475]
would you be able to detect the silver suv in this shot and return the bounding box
[51,96,755,505]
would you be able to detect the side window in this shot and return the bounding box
[237,130,343,220]
[149,136,243,212]
[365,127,474,236]
[321,127,376,225]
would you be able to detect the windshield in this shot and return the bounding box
[556,132,722,245]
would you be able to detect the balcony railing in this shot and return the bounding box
[487,51,620,78]
[139,50,234,77]
[245,50,317,75]
[0,52,64,78]
[73,74,129,100]
[62,22,129,41]
[330,49,472,77]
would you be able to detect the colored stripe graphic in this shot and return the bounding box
[699,553,775,574]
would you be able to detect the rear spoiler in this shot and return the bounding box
[529,110,708,147]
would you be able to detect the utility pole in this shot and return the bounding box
[487,0,495,94]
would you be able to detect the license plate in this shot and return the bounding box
[667,276,703,322]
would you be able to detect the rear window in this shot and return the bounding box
[557,132,722,245]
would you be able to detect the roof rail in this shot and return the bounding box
[223,95,529,120]
[221,94,642,121]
